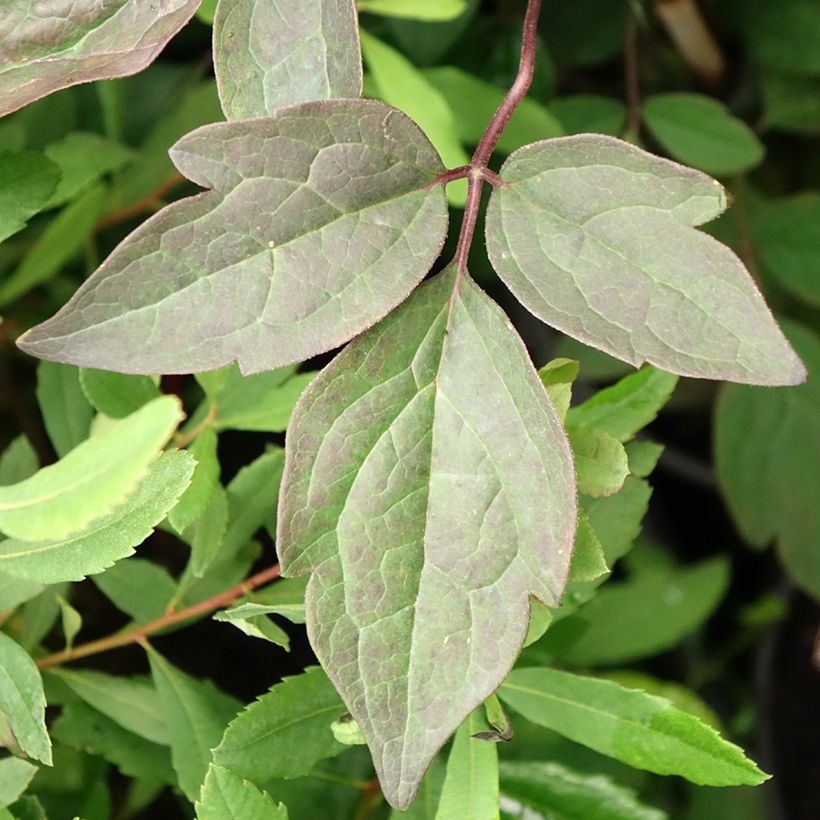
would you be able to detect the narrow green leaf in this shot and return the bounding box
[0,438,38,487]
[360,0,467,20]
[0,758,37,809]
[567,368,678,443]
[169,427,220,533]
[643,94,764,176]
[424,67,563,155]
[538,358,579,422]
[213,603,291,649]
[214,666,346,782]
[0,183,108,306]
[52,700,175,785]
[245,576,308,624]
[278,269,576,809]
[625,440,664,478]
[93,557,177,623]
[197,765,288,820]
[17,585,66,652]
[361,31,469,205]
[0,0,201,116]
[435,710,498,820]
[498,668,767,786]
[0,633,50,764]
[583,477,652,565]
[486,135,805,386]
[0,151,59,243]
[147,648,240,801]
[79,369,161,419]
[0,450,194,583]
[35,362,93,459]
[499,760,665,820]
[214,0,361,119]
[51,670,168,746]
[189,484,229,578]
[568,426,629,498]
[0,396,183,541]
[19,101,449,375]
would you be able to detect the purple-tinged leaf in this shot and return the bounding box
[18,100,449,374]
[278,268,577,809]
[213,0,362,119]
[0,1,200,117]
[485,134,806,386]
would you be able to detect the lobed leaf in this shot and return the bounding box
[485,135,805,386]
[0,633,50,765]
[0,450,194,584]
[278,268,576,808]
[0,396,183,542]
[197,765,288,820]
[214,0,362,119]
[0,0,201,117]
[19,100,449,375]
[498,668,768,786]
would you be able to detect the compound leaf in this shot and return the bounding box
[0,0,201,116]
[498,668,767,787]
[0,633,50,765]
[278,268,576,809]
[485,135,805,386]
[0,396,183,541]
[214,0,362,119]
[19,100,449,376]
[0,450,194,584]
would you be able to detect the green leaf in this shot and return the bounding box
[625,440,664,478]
[360,32,469,206]
[549,95,627,137]
[35,362,93,459]
[763,75,820,135]
[0,438,38,487]
[197,0,218,24]
[485,135,805,386]
[0,183,108,306]
[331,714,367,746]
[642,94,764,177]
[435,710,498,820]
[389,757,445,820]
[498,668,767,786]
[0,632,50,764]
[147,648,240,801]
[538,358,579,422]
[0,758,37,809]
[0,573,43,612]
[93,557,177,623]
[0,450,194,583]
[715,323,820,596]
[0,151,59,244]
[212,367,315,433]
[0,1,201,116]
[245,576,308,624]
[197,765,288,820]
[189,484,229,577]
[584,477,652,565]
[44,132,133,208]
[6,795,46,820]
[278,269,576,809]
[213,603,291,648]
[52,700,175,785]
[214,666,346,782]
[360,0,467,20]
[169,427,220,534]
[79,369,161,419]
[568,426,629,498]
[214,0,362,119]
[548,556,730,666]
[424,67,564,155]
[499,760,665,820]
[51,670,168,745]
[739,0,820,75]
[57,596,82,649]
[567,367,678,443]
[222,448,285,558]
[0,396,184,542]
[752,194,820,306]
[20,101,449,375]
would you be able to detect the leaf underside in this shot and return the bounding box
[214,0,362,119]
[278,268,576,809]
[486,134,805,386]
[18,99,449,375]
[0,0,201,117]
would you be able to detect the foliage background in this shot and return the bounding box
[0,0,818,817]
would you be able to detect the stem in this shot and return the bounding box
[453,0,542,274]
[37,563,281,669]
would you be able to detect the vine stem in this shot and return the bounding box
[37,563,281,669]
[453,0,542,274]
